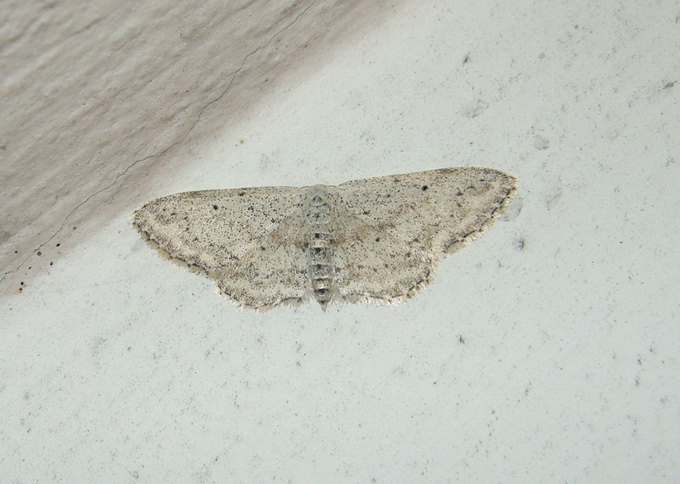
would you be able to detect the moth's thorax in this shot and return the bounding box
[304,186,335,308]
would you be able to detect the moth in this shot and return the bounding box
[132,167,517,310]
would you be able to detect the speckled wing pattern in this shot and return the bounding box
[131,167,516,310]
[132,186,304,273]
[335,168,516,256]
[328,199,433,305]
[214,208,311,309]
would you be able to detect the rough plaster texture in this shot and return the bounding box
[1,0,679,483]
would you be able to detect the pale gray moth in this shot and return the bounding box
[132,167,516,310]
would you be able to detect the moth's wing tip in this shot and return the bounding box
[461,166,519,192]
[129,201,156,232]
[438,176,518,256]
[129,206,142,226]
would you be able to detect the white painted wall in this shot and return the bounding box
[1,1,679,482]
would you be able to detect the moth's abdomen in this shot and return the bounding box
[304,188,335,308]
